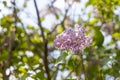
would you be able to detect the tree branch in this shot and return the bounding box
[48,3,72,35]
[33,0,45,41]
[80,53,86,80]
[12,0,17,33]
[2,0,17,79]
[33,0,51,80]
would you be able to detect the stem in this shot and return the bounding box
[43,40,51,80]
[33,0,51,80]
[2,0,16,79]
[33,0,45,41]
[80,52,86,80]
[13,0,17,32]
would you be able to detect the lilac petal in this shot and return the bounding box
[54,25,92,53]
[85,36,93,46]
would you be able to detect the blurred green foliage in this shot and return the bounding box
[0,0,120,80]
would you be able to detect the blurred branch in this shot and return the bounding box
[33,0,51,80]
[48,3,73,35]
[51,0,56,4]
[2,0,17,79]
[53,62,63,80]
[80,53,86,80]
[64,71,73,79]
[12,0,17,33]
[33,0,45,41]
[1,37,12,80]
[21,22,44,58]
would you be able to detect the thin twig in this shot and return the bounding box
[48,3,73,35]
[33,0,45,41]
[2,36,13,80]
[80,53,86,80]
[33,0,51,80]
[2,0,17,79]
[12,0,17,33]
[53,62,64,80]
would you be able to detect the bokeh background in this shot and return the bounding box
[0,0,120,80]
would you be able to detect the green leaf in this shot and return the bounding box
[89,18,98,25]
[55,15,60,19]
[0,50,8,61]
[88,12,91,18]
[18,67,26,73]
[77,18,81,24]
[27,25,34,30]
[22,56,28,63]
[93,28,104,47]
[57,25,63,33]
[112,32,120,40]
[0,73,3,78]
[21,73,29,80]
[3,1,7,6]
[40,17,44,21]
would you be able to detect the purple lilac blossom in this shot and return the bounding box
[54,25,92,53]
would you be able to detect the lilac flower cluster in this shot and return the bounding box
[54,25,92,53]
